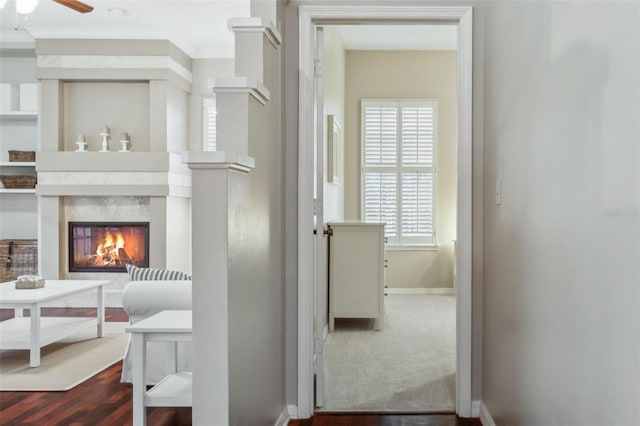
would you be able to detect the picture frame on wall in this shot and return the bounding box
[327,114,343,184]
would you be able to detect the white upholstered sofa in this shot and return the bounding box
[120,280,192,384]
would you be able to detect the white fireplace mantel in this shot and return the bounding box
[36,152,191,197]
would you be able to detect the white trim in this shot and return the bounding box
[274,406,290,426]
[472,400,482,418]
[36,55,192,83]
[385,287,455,295]
[480,402,497,426]
[183,151,255,171]
[228,17,283,47]
[297,5,474,420]
[455,8,474,418]
[287,404,298,420]
[386,244,440,251]
[209,76,270,104]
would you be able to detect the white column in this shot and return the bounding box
[184,151,254,426]
[228,18,282,85]
[37,196,61,279]
[210,77,269,157]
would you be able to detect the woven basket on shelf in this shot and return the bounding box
[8,150,36,162]
[0,240,38,283]
[0,175,37,189]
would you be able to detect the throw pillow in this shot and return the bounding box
[125,263,192,281]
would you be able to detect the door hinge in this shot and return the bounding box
[314,59,323,78]
[323,227,333,237]
[313,198,323,215]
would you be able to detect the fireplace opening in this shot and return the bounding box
[69,222,149,272]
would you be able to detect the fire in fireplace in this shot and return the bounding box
[69,222,149,272]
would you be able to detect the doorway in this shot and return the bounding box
[318,23,458,412]
[297,5,473,419]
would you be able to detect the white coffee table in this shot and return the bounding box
[0,279,108,367]
[127,310,192,426]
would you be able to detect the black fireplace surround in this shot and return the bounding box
[69,222,149,273]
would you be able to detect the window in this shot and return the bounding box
[203,97,216,151]
[361,100,436,246]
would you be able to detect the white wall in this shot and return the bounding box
[188,58,234,151]
[344,50,457,289]
[482,1,640,425]
[323,26,346,222]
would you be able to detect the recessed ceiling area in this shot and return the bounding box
[337,24,458,51]
[0,0,250,58]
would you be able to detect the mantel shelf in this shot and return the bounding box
[0,188,36,194]
[37,152,186,173]
[0,112,38,121]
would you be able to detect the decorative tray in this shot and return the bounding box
[15,275,45,289]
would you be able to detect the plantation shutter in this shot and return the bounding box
[401,106,434,167]
[364,105,397,166]
[362,100,436,245]
[203,98,216,151]
[363,172,397,238]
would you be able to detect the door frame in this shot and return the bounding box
[297,5,474,419]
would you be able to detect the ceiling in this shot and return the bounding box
[0,0,250,58]
[0,1,457,58]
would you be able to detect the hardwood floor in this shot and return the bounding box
[0,308,479,426]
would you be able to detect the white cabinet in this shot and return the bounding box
[328,222,385,331]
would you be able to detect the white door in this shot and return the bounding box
[313,26,326,409]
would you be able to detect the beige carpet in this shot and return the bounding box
[0,322,129,391]
[320,294,456,412]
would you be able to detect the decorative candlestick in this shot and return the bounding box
[99,125,111,152]
[75,133,88,152]
[119,131,131,152]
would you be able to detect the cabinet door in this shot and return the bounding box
[330,225,383,317]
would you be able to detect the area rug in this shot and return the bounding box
[320,294,456,412]
[0,322,129,391]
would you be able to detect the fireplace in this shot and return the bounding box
[69,222,149,272]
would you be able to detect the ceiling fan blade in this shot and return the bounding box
[52,0,94,13]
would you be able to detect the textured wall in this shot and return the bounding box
[344,50,457,289]
[481,1,640,424]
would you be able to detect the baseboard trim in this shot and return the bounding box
[275,406,290,426]
[480,402,496,426]
[385,287,456,295]
[471,400,481,418]
[287,404,298,420]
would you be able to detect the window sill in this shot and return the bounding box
[385,244,440,251]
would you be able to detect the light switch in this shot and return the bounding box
[496,179,502,206]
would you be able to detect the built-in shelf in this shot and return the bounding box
[0,111,38,121]
[0,162,36,167]
[145,372,192,407]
